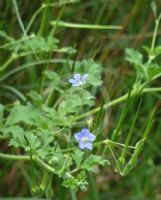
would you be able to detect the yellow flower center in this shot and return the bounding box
[81,137,88,142]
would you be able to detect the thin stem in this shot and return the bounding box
[107,143,121,174]
[26,0,77,33]
[12,0,39,60]
[0,152,55,174]
[95,139,135,149]
[75,86,161,121]
[151,13,161,52]
[51,21,122,30]
[0,152,30,160]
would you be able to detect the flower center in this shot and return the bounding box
[81,137,88,142]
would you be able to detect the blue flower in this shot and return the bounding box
[69,73,88,87]
[74,128,96,150]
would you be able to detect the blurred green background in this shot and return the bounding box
[0,0,161,199]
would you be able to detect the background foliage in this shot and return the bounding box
[0,0,161,199]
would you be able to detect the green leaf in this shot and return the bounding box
[37,130,53,147]
[44,71,62,92]
[69,59,103,87]
[62,171,87,191]
[0,125,24,136]
[62,175,76,190]
[125,48,147,78]
[125,48,143,66]
[76,171,88,191]
[143,45,161,59]
[81,155,109,171]
[5,104,41,126]
[58,90,95,115]
[82,60,103,86]
[27,91,43,107]
[9,133,26,149]
[25,133,41,152]
[7,35,59,53]
[146,63,161,79]
[72,149,84,168]
[44,71,60,82]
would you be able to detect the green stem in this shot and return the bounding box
[151,13,161,52]
[12,0,39,60]
[0,152,30,160]
[75,86,161,120]
[26,0,77,33]
[51,21,122,30]
[70,190,77,200]
[0,153,55,173]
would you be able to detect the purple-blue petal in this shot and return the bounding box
[74,74,81,81]
[81,128,89,135]
[79,142,93,150]
[74,132,82,141]
[68,79,76,84]
[72,83,79,87]
[88,133,96,142]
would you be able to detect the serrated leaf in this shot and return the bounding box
[25,133,41,152]
[44,71,62,93]
[0,125,24,136]
[5,35,59,53]
[81,155,109,171]
[82,59,103,86]
[72,149,84,167]
[125,48,143,66]
[44,71,59,81]
[37,130,53,147]
[69,59,103,87]
[9,134,26,148]
[5,104,41,126]
[62,171,87,191]
[146,63,161,79]
[58,91,95,115]
[62,175,76,190]
[143,45,161,59]
[125,48,147,78]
